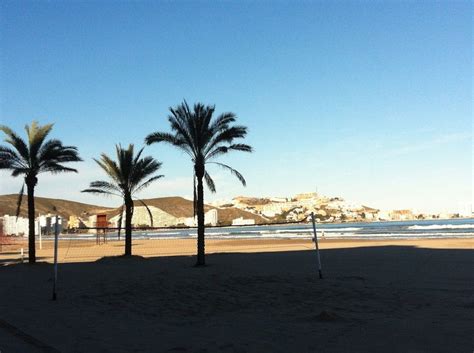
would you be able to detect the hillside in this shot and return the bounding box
[0,194,112,219]
[0,195,267,225]
[135,197,213,218]
[216,208,267,225]
[133,197,266,225]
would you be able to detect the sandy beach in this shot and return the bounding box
[0,237,473,352]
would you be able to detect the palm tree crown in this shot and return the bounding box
[0,121,81,183]
[82,144,163,200]
[145,101,252,192]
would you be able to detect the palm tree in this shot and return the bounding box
[145,101,252,266]
[0,121,82,263]
[82,144,163,256]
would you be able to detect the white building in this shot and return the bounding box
[183,209,218,227]
[38,214,64,234]
[1,215,39,236]
[232,217,255,226]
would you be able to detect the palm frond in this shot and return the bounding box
[204,171,216,193]
[145,132,193,156]
[38,141,82,168]
[209,112,236,133]
[135,198,154,227]
[85,145,163,215]
[81,188,117,196]
[11,168,30,177]
[0,125,30,161]
[40,163,78,174]
[117,204,124,239]
[94,155,122,184]
[15,183,25,220]
[209,162,247,187]
[0,146,28,171]
[26,121,54,160]
[228,143,253,153]
[89,181,123,195]
[134,174,164,194]
[204,126,248,156]
[130,157,162,189]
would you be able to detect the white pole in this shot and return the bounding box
[310,212,323,279]
[52,214,59,300]
[20,248,24,263]
[39,219,42,250]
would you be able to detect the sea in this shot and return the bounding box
[119,218,474,240]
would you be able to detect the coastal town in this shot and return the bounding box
[0,192,471,236]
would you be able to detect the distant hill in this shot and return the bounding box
[216,207,267,225]
[135,197,213,218]
[0,195,266,225]
[0,194,112,219]
[131,197,266,225]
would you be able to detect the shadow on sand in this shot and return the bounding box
[0,245,473,353]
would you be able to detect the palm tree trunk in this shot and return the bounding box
[196,173,205,266]
[124,198,133,256]
[26,181,36,264]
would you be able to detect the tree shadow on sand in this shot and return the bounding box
[0,245,473,353]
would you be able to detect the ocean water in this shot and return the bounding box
[116,218,474,240]
[55,218,474,240]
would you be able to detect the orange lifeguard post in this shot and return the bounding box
[96,214,108,244]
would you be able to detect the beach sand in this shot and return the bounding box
[0,237,473,352]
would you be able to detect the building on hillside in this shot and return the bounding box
[68,215,88,229]
[1,215,39,236]
[110,205,187,228]
[205,209,218,226]
[232,217,255,226]
[183,209,218,227]
[261,210,277,218]
[359,206,379,221]
[377,210,390,220]
[389,210,414,221]
[294,192,318,201]
[260,203,288,217]
[269,197,288,203]
[37,214,64,235]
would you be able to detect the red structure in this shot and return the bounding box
[95,214,109,244]
[96,214,108,228]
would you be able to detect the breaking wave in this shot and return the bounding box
[407,224,473,230]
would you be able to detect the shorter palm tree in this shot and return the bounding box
[82,144,163,256]
[0,121,81,263]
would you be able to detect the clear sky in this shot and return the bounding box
[0,1,472,213]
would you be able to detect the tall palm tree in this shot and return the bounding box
[145,101,252,266]
[0,121,82,263]
[82,144,163,256]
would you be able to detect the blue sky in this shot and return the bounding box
[0,1,472,213]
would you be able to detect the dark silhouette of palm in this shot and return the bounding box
[82,144,163,256]
[145,101,252,266]
[0,121,82,263]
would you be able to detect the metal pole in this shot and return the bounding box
[52,214,59,300]
[39,217,42,250]
[310,212,323,279]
